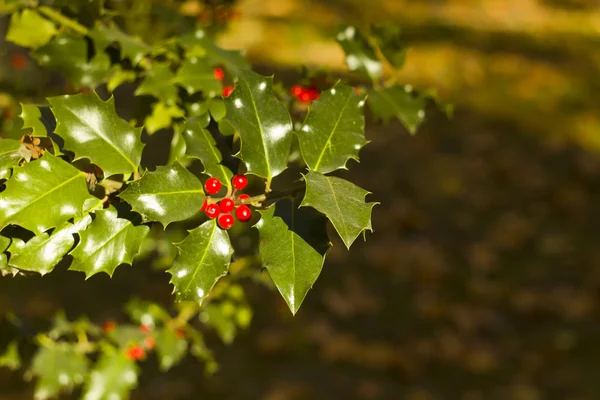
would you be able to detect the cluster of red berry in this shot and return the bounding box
[291,85,320,103]
[201,175,252,230]
[103,321,184,361]
[213,66,234,98]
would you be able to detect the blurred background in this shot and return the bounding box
[3,0,600,399]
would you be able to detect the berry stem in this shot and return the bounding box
[38,6,89,35]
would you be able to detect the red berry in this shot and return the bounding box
[213,67,225,81]
[298,91,312,103]
[223,86,234,97]
[10,54,26,71]
[205,203,220,219]
[143,336,155,350]
[354,86,361,94]
[205,177,222,195]
[306,87,320,100]
[200,199,208,211]
[238,194,250,200]
[235,205,252,222]
[175,328,185,339]
[102,321,116,333]
[291,85,303,97]
[220,198,235,213]
[125,344,146,360]
[218,213,235,230]
[94,165,104,176]
[139,324,151,334]
[232,174,248,190]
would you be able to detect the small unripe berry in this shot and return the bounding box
[205,177,222,195]
[232,174,248,190]
[235,205,252,222]
[102,321,116,333]
[213,67,225,81]
[10,54,26,71]
[205,203,220,219]
[125,344,146,360]
[175,328,185,339]
[139,324,151,334]
[218,213,235,230]
[220,198,235,213]
[223,86,234,97]
[143,336,155,350]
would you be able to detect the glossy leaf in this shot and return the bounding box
[367,85,426,135]
[82,346,138,400]
[0,138,22,180]
[145,102,185,134]
[34,33,112,89]
[177,30,248,70]
[336,25,382,80]
[48,92,144,177]
[134,63,178,104]
[370,22,407,68]
[223,70,293,185]
[30,344,88,400]
[297,85,368,173]
[0,235,12,277]
[0,341,20,370]
[301,171,377,249]
[119,163,205,227]
[155,326,188,371]
[90,21,151,65]
[173,57,222,97]
[183,118,233,188]
[168,124,187,165]
[168,219,234,305]
[6,9,57,49]
[8,215,92,275]
[256,198,330,314]
[19,104,48,137]
[0,153,94,235]
[69,209,149,278]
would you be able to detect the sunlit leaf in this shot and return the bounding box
[173,57,222,97]
[0,153,95,235]
[297,84,368,173]
[119,162,205,227]
[19,104,48,137]
[144,102,185,134]
[0,138,22,180]
[6,9,57,49]
[0,341,20,370]
[177,30,249,70]
[124,298,170,328]
[367,85,425,135]
[155,326,188,371]
[30,343,88,400]
[134,63,178,104]
[106,67,137,92]
[336,25,382,80]
[82,346,138,400]
[167,124,187,165]
[168,219,233,305]
[48,92,144,177]
[301,171,377,249]
[90,21,151,65]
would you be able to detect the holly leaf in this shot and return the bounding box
[301,171,377,249]
[256,198,329,315]
[19,104,48,137]
[124,298,170,328]
[69,209,149,278]
[34,33,112,89]
[0,138,22,180]
[370,22,407,68]
[0,235,13,277]
[336,25,382,81]
[48,92,144,177]
[30,343,88,400]
[119,162,205,227]
[0,341,20,370]
[134,63,178,104]
[90,21,151,65]
[155,326,188,371]
[183,118,233,189]
[0,153,94,235]
[297,85,368,173]
[173,57,222,97]
[6,9,57,49]
[367,85,425,135]
[8,215,92,275]
[168,219,234,305]
[144,102,185,134]
[177,30,249,70]
[223,70,293,186]
[168,124,187,165]
[106,67,137,92]
[82,346,138,400]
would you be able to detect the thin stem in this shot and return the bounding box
[38,6,89,36]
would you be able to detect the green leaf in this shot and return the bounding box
[0,235,13,277]
[209,98,226,121]
[48,92,144,177]
[297,85,368,173]
[124,298,170,328]
[0,153,95,235]
[168,219,233,305]
[90,21,151,65]
[119,163,205,227]
[30,343,88,400]
[256,198,329,314]
[336,25,382,80]
[6,9,57,49]
[8,215,92,275]
[155,326,188,371]
[223,70,293,185]
[106,67,137,92]
[167,125,187,165]
[19,104,48,137]
[173,57,222,97]
[370,22,407,68]
[0,138,22,180]
[144,102,185,135]
[69,209,149,278]
[34,33,112,89]
[367,85,425,135]
[134,63,178,104]
[301,171,377,249]
[177,30,249,70]
[201,303,238,344]
[183,118,233,188]
[82,346,138,400]
[0,341,20,370]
